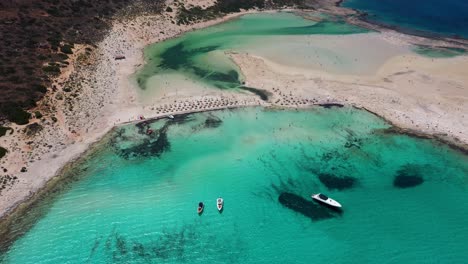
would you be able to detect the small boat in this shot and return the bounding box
[311,193,342,208]
[217,198,224,212]
[168,114,174,119]
[197,202,204,214]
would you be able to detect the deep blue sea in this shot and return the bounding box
[343,0,468,38]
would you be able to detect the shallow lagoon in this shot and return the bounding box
[136,12,410,102]
[2,107,468,263]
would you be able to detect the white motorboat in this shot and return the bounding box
[311,193,342,208]
[217,197,224,212]
[168,114,175,119]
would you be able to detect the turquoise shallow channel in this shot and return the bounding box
[135,12,371,94]
[2,107,468,263]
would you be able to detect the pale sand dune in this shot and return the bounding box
[230,45,468,144]
[244,33,412,75]
[1,3,467,225]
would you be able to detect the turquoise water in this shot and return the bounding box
[2,107,468,263]
[343,0,468,38]
[136,12,371,95]
[412,45,466,58]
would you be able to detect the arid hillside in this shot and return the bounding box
[0,0,165,124]
[0,0,308,125]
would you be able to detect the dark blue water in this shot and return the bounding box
[343,0,468,38]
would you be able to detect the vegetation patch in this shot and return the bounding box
[0,0,165,122]
[0,103,31,125]
[34,111,43,119]
[116,125,171,159]
[0,146,7,159]
[0,126,13,137]
[0,174,18,194]
[24,123,43,137]
[42,64,61,75]
[60,44,74,55]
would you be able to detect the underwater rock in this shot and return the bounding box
[278,192,341,221]
[318,173,356,190]
[135,121,151,135]
[98,224,242,262]
[393,175,423,188]
[393,165,424,188]
[343,128,362,149]
[204,116,222,128]
[118,125,170,159]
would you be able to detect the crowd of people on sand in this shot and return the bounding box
[122,96,262,123]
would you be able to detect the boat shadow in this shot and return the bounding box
[278,192,342,221]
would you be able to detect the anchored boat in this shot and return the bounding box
[311,193,342,208]
[217,197,224,212]
[197,202,204,214]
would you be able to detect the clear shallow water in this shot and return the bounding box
[2,107,468,263]
[343,0,468,38]
[136,12,412,101]
[412,45,466,58]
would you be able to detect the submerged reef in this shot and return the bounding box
[413,45,466,58]
[278,192,342,221]
[343,128,363,149]
[393,165,424,188]
[138,42,244,90]
[113,125,170,160]
[318,173,357,190]
[204,115,223,128]
[90,224,244,262]
[113,114,197,159]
